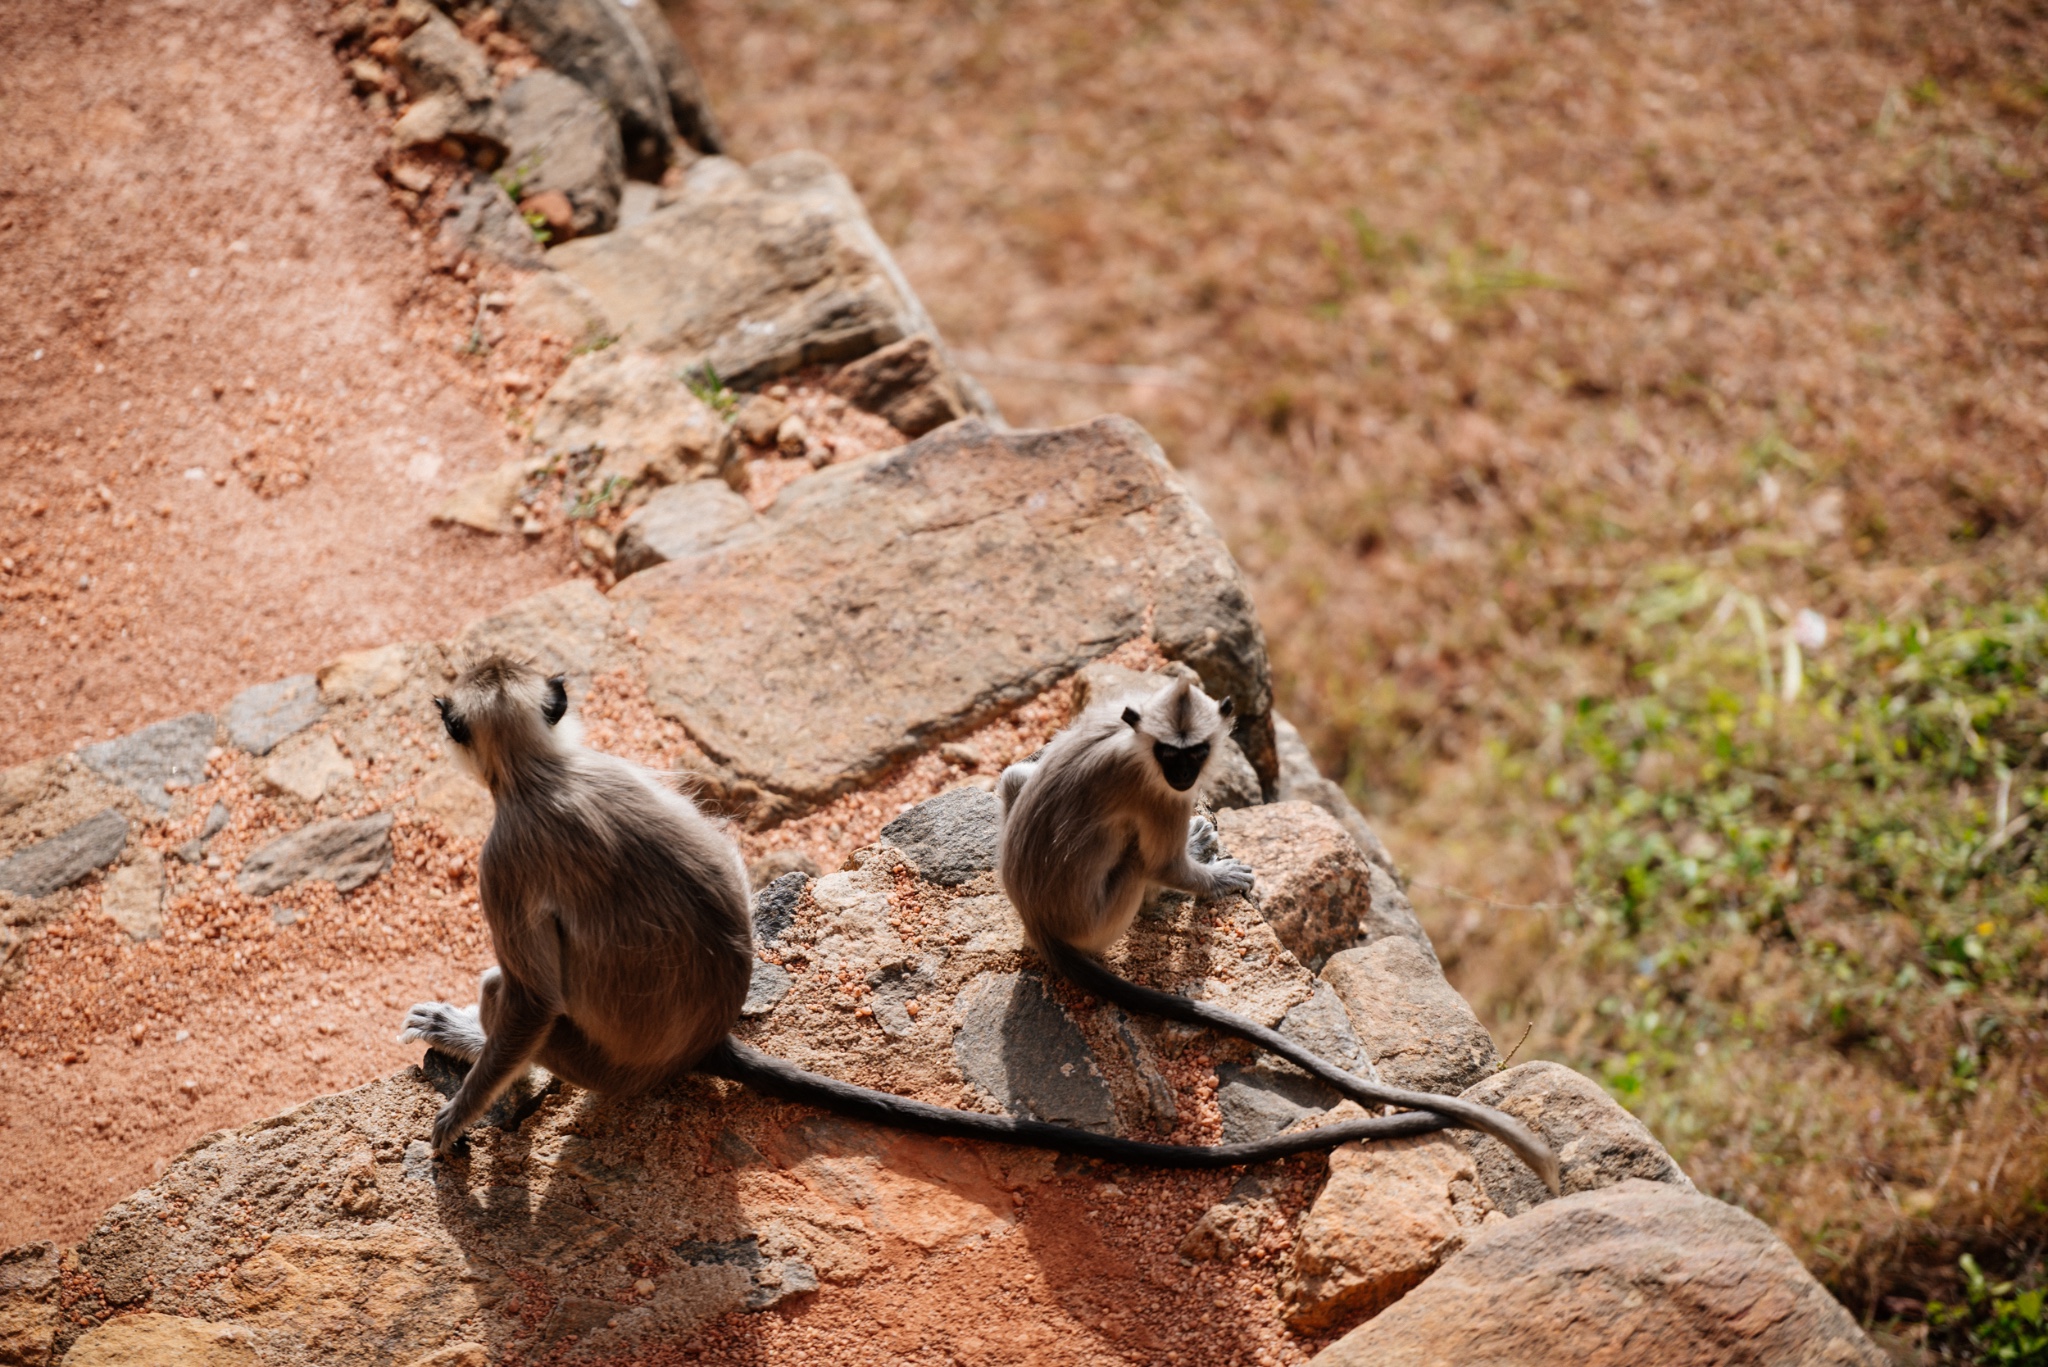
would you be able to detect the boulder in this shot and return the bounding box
[0,808,127,898]
[1216,801,1372,971]
[1214,983,1373,1142]
[0,1242,58,1367]
[529,348,725,490]
[78,713,214,813]
[1274,711,1393,873]
[1453,1061,1693,1218]
[1280,1131,1498,1332]
[617,0,724,154]
[1322,936,1498,1094]
[613,478,755,577]
[547,152,946,390]
[952,970,1115,1132]
[499,70,624,239]
[829,335,967,437]
[224,675,325,757]
[435,179,546,272]
[495,0,680,179]
[878,786,1000,887]
[1308,1180,1885,1367]
[236,813,394,896]
[611,417,1277,817]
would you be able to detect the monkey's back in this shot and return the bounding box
[480,750,752,1088]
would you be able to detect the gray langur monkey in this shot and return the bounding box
[997,676,1561,1194]
[398,654,1459,1165]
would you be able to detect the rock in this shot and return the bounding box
[1276,979,1371,1075]
[1281,1131,1497,1333]
[1216,802,1373,972]
[455,580,620,682]
[742,960,791,1017]
[750,871,807,944]
[732,395,788,448]
[317,645,413,704]
[261,734,355,804]
[671,1236,818,1311]
[404,1347,486,1367]
[390,12,506,154]
[548,152,946,390]
[1358,863,1437,967]
[0,761,45,819]
[613,416,1277,816]
[79,713,214,813]
[0,808,127,898]
[517,189,576,241]
[495,0,680,179]
[1308,1180,1885,1367]
[201,802,231,840]
[101,850,165,941]
[1072,660,1260,809]
[224,675,325,756]
[1453,1062,1693,1219]
[952,970,1115,1132]
[829,335,966,438]
[414,771,493,842]
[879,787,1000,887]
[0,1240,59,1367]
[60,1312,260,1366]
[432,459,534,536]
[774,413,810,459]
[237,814,395,896]
[1178,1176,1280,1263]
[616,0,723,154]
[613,478,755,578]
[1274,712,1393,874]
[1323,937,1498,1094]
[504,269,611,342]
[435,179,545,271]
[499,70,624,239]
[530,349,724,491]
[1213,984,1374,1143]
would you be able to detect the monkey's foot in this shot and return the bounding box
[1203,857,1255,898]
[1186,815,1221,863]
[398,1002,485,1061]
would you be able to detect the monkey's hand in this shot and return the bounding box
[1202,857,1255,898]
[398,1002,486,1062]
[1186,815,1221,863]
[429,1099,473,1157]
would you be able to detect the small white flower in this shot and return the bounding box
[1793,608,1828,651]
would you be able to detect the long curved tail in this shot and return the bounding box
[1036,937,1561,1194]
[699,1036,1450,1169]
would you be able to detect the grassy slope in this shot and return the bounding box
[677,0,2048,1337]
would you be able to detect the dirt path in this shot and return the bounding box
[0,0,570,769]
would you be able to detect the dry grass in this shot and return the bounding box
[673,0,2048,1338]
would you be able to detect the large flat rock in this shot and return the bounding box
[612,416,1277,816]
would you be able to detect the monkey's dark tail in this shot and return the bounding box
[1035,937,1563,1195]
[699,1037,1448,1169]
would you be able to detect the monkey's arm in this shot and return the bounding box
[1156,815,1255,900]
[995,760,1038,814]
[431,974,554,1154]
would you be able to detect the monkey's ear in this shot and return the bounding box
[1217,696,1234,719]
[434,697,472,747]
[542,676,569,728]
[1121,706,1142,729]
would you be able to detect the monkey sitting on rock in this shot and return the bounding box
[399,655,1462,1164]
[997,676,1559,1193]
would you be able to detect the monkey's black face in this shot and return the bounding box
[1152,741,1211,792]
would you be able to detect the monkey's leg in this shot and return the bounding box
[431,969,555,1154]
[996,760,1038,813]
[531,1015,653,1095]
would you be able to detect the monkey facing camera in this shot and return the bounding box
[399,654,1522,1169]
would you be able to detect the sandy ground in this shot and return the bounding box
[0,0,575,770]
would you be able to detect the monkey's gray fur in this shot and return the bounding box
[997,677,1561,1194]
[402,655,1465,1166]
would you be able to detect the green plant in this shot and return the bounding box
[493,155,542,204]
[566,474,628,521]
[683,363,740,420]
[1929,1255,2048,1365]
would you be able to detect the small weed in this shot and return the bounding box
[683,364,740,420]
[494,155,541,205]
[1929,1255,2048,1365]
[566,473,628,520]
[521,210,553,245]
[1437,247,1567,318]
[568,331,618,358]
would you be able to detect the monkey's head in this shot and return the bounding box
[1122,677,1233,794]
[434,654,575,790]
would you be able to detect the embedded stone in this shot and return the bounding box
[952,971,1115,1132]
[878,786,1000,887]
[0,808,129,898]
[1452,1061,1694,1219]
[79,713,214,812]
[1323,936,1498,1094]
[237,814,395,896]
[224,675,325,756]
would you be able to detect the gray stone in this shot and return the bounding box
[532,349,727,496]
[1453,1061,1694,1219]
[672,1237,818,1311]
[1309,1181,1884,1367]
[499,70,624,239]
[200,801,232,840]
[879,787,1000,887]
[952,970,1115,1132]
[0,808,128,898]
[548,152,944,390]
[1323,936,1498,1095]
[1212,984,1375,1143]
[237,814,395,897]
[1278,980,1370,1076]
[79,712,214,812]
[496,0,680,179]
[829,335,966,438]
[750,871,806,944]
[1362,864,1436,966]
[614,479,754,577]
[225,675,325,756]
[741,960,790,1018]
[617,0,723,154]
[438,178,546,271]
[1275,712,1394,874]
[613,417,1277,817]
